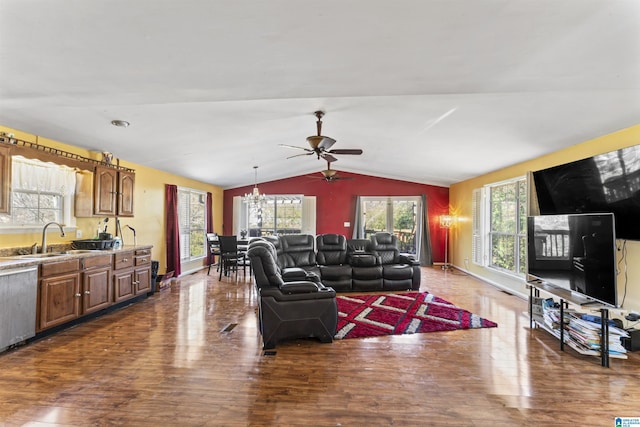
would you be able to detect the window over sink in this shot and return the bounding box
[0,156,76,231]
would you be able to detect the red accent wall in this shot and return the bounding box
[223,171,450,263]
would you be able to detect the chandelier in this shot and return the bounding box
[244,166,267,204]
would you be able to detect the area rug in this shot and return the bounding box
[335,291,497,340]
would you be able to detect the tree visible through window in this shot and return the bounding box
[488,178,527,275]
[178,188,206,261]
[247,195,303,236]
[360,196,420,254]
[0,156,75,228]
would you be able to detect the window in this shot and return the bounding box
[480,177,527,275]
[233,195,316,237]
[359,196,421,254]
[178,187,206,261]
[0,156,76,229]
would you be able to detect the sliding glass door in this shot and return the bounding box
[360,196,420,254]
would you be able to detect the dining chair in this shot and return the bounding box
[206,233,221,275]
[218,235,246,280]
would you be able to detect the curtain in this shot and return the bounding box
[12,155,75,197]
[419,194,433,266]
[165,184,181,277]
[352,195,363,238]
[206,192,213,233]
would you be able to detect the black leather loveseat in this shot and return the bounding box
[262,232,420,292]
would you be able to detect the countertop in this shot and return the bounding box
[0,245,153,271]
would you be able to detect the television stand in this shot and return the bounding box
[527,282,619,367]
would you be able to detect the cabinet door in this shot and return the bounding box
[135,267,151,294]
[0,145,10,214]
[117,170,135,217]
[94,166,117,215]
[82,266,112,315]
[113,269,135,303]
[39,272,81,331]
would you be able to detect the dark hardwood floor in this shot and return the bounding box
[1,266,639,426]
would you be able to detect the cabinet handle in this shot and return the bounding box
[141,258,148,262]
[75,293,81,297]
[122,258,129,262]
[84,290,90,295]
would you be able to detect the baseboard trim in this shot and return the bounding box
[448,265,528,301]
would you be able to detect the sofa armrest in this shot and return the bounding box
[399,253,420,266]
[280,281,320,294]
[282,267,309,281]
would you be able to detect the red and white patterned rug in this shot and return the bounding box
[335,291,498,340]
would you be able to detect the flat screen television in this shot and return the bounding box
[532,144,640,241]
[527,213,618,307]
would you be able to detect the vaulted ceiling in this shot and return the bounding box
[1,1,639,189]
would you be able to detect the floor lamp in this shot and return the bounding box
[440,215,453,270]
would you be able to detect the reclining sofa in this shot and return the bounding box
[262,232,421,292]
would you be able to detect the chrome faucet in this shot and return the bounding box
[41,222,65,253]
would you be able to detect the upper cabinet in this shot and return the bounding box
[93,166,135,217]
[0,146,9,213]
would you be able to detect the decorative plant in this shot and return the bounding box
[240,229,247,239]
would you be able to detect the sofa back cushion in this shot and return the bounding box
[316,234,347,265]
[247,241,284,288]
[370,232,401,264]
[280,234,317,268]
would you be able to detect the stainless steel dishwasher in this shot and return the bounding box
[0,266,38,353]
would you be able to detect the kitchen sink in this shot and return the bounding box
[8,253,68,259]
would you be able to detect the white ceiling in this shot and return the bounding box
[1,0,639,189]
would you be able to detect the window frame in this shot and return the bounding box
[477,176,528,277]
[177,186,207,262]
[358,195,422,256]
[0,155,76,233]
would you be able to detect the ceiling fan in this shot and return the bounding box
[308,161,353,183]
[280,111,363,163]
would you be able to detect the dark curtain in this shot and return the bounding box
[352,195,363,238]
[206,192,213,233]
[165,184,181,277]
[419,194,433,266]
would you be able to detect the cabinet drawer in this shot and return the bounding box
[113,251,134,270]
[135,254,151,266]
[82,254,113,269]
[40,259,80,277]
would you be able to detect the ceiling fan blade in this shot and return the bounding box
[327,149,363,155]
[320,153,338,163]
[318,137,336,151]
[279,144,310,151]
[286,152,314,159]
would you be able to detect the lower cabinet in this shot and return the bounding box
[37,248,153,332]
[81,255,113,315]
[38,259,82,331]
[113,249,151,303]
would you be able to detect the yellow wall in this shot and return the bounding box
[1,125,224,274]
[450,124,640,315]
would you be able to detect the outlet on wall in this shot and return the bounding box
[76,229,82,238]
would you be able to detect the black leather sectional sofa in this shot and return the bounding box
[263,232,421,292]
[246,232,421,348]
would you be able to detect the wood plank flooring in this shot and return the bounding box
[1,266,639,426]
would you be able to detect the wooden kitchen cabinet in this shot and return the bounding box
[81,254,113,315]
[38,259,82,331]
[0,145,10,213]
[113,249,150,302]
[92,166,135,217]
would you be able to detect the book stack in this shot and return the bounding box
[566,313,629,359]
